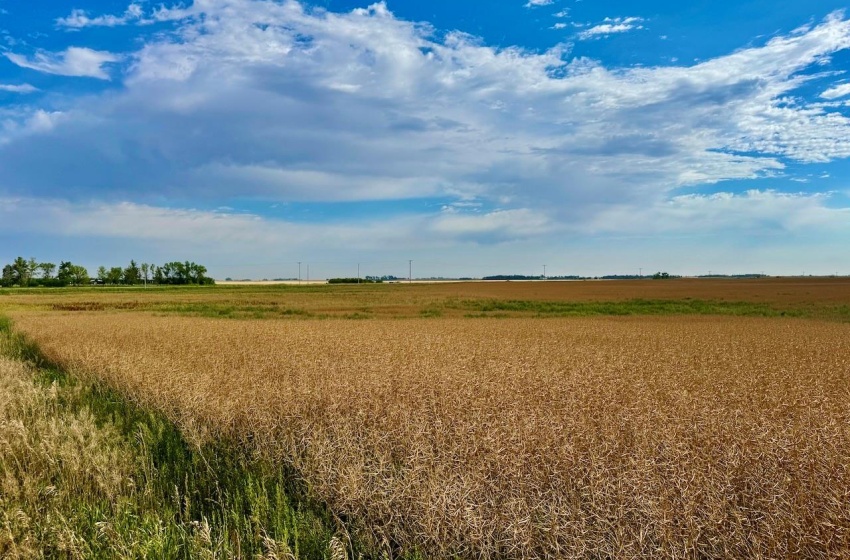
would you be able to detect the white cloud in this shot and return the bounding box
[0,83,38,93]
[578,16,644,40]
[57,4,145,28]
[23,110,64,134]
[0,109,66,146]
[55,2,200,28]
[584,190,850,235]
[821,82,850,99]
[4,47,119,79]
[524,0,554,7]
[0,1,849,259]
[0,197,378,246]
[0,197,551,257]
[431,208,553,240]
[2,189,848,277]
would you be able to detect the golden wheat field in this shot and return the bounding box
[7,305,850,558]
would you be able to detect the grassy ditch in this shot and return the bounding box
[0,316,343,559]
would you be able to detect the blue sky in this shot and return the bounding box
[1,0,850,279]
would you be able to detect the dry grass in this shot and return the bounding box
[0,322,340,559]
[8,311,850,558]
[0,353,138,558]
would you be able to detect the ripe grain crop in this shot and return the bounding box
[9,312,850,558]
[0,319,338,558]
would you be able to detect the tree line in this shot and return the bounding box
[1,257,215,287]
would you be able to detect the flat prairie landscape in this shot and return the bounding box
[3,278,850,558]
[3,276,850,320]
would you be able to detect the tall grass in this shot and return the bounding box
[10,312,850,558]
[0,317,338,559]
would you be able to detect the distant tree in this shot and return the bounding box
[1,258,209,288]
[176,261,188,284]
[12,257,33,287]
[56,261,89,286]
[107,267,123,285]
[161,262,174,283]
[123,260,141,285]
[68,265,90,286]
[57,261,72,285]
[1,264,14,287]
[190,263,208,284]
[38,262,56,280]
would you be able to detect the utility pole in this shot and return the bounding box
[543,265,547,279]
[306,264,309,282]
[357,263,360,284]
[298,262,301,283]
[639,267,642,278]
[409,260,412,283]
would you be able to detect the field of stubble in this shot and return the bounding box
[9,305,850,558]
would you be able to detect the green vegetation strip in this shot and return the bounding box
[455,298,810,318]
[0,316,343,559]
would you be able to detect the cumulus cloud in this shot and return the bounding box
[4,47,119,79]
[0,1,850,249]
[577,17,644,40]
[524,0,554,7]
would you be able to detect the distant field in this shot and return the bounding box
[3,277,850,320]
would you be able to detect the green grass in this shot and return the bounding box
[0,316,342,559]
[152,303,315,319]
[451,298,808,318]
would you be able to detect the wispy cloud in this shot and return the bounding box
[4,47,119,79]
[55,2,196,29]
[585,190,850,235]
[0,83,38,94]
[524,0,554,7]
[577,16,644,40]
[821,82,850,99]
[57,4,145,28]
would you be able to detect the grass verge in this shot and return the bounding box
[0,315,341,559]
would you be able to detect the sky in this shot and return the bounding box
[1,0,850,279]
